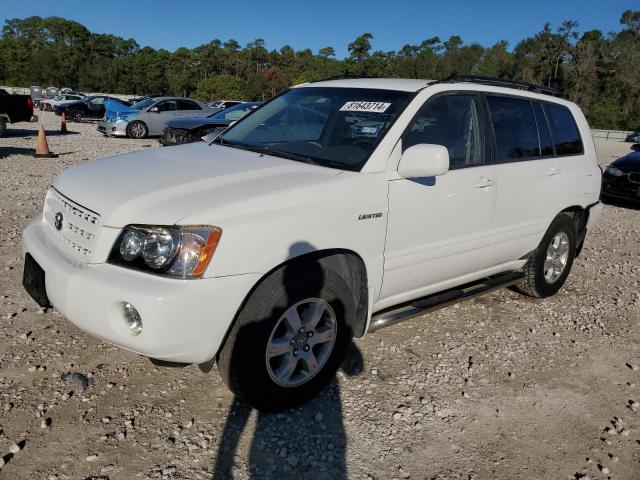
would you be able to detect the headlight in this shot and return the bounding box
[605,166,624,177]
[109,225,222,278]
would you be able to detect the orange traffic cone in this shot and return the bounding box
[34,123,57,158]
[60,112,68,134]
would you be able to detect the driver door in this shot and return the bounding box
[380,92,497,306]
[147,100,178,135]
[87,97,106,118]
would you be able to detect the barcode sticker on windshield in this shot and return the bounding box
[340,101,391,113]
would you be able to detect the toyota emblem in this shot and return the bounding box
[54,212,63,231]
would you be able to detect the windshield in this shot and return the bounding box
[208,102,259,121]
[219,87,413,171]
[131,98,156,110]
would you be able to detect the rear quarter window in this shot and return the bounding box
[542,103,583,156]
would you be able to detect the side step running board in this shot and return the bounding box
[368,271,525,333]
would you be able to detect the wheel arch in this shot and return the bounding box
[557,205,588,256]
[211,248,369,365]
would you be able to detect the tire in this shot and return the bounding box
[0,117,6,138]
[217,262,355,411]
[67,109,83,122]
[127,120,148,139]
[513,214,577,298]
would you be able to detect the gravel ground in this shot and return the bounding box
[0,116,639,480]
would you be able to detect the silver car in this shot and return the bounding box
[98,97,214,139]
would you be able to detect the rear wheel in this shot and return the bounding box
[67,109,83,122]
[514,214,577,298]
[217,264,355,411]
[127,121,148,139]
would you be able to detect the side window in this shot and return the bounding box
[542,103,583,156]
[532,102,554,156]
[403,94,485,168]
[487,96,539,161]
[89,97,105,105]
[157,101,177,112]
[177,100,201,111]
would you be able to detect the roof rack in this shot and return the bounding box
[444,74,563,97]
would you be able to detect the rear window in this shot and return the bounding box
[487,96,539,161]
[542,103,583,156]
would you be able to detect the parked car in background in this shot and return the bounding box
[209,100,244,111]
[30,86,43,102]
[127,93,163,104]
[625,132,640,143]
[160,101,261,146]
[60,88,85,96]
[55,96,131,121]
[602,150,640,202]
[0,91,36,137]
[40,94,84,111]
[98,97,214,139]
[22,77,601,410]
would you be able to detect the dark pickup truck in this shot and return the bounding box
[0,91,36,137]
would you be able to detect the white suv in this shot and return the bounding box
[22,77,602,410]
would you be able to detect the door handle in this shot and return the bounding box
[474,177,495,188]
[546,166,561,176]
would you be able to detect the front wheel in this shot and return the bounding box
[127,120,148,139]
[67,109,83,122]
[217,264,355,411]
[514,214,577,298]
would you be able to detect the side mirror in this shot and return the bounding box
[398,144,449,178]
[149,106,159,113]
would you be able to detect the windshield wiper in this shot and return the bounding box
[214,139,347,171]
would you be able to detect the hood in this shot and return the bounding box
[612,151,640,171]
[166,116,230,130]
[104,99,135,121]
[53,142,342,227]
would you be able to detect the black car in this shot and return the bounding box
[55,95,131,122]
[602,150,640,202]
[0,91,35,137]
[159,102,261,146]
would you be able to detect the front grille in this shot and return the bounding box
[43,188,101,265]
[628,172,640,184]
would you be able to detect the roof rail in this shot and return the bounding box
[444,74,563,97]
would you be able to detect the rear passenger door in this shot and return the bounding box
[486,95,577,266]
[381,92,497,305]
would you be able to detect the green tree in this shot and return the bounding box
[194,74,245,101]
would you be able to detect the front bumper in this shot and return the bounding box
[22,219,261,364]
[159,128,195,146]
[97,120,128,137]
[602,174,640,201]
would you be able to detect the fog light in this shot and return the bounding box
[122,302,142,334]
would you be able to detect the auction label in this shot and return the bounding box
[340,101,391,113]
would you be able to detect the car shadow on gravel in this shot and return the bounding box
[601,195,640,211]
[0,147,77,158]
[210,345,362,479]
[4,128,80,137]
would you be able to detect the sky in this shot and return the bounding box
[0,0,637,57]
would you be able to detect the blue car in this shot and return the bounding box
[159,102,261,146]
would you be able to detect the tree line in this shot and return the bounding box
[0,11,638,130]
